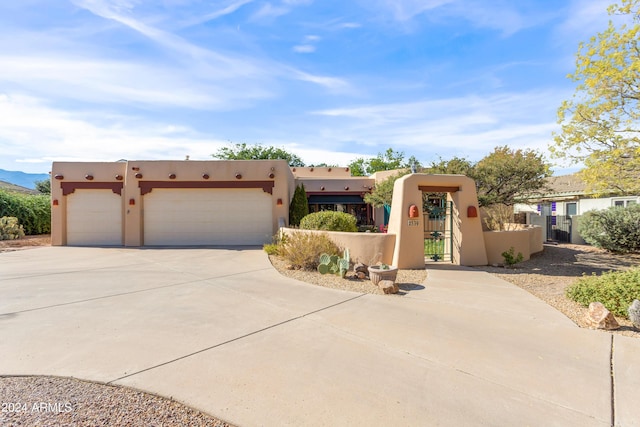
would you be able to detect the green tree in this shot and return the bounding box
[364,171,409,208]
[348,148,421,176]
[289,184,309,226]
[35,179,50,194]
[472,146,551,207]
[423,156,474,175]
[553,0,640,195]
[213,143,305,167]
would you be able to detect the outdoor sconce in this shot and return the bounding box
[54,174,64,180]
[344,186,349,190]
[467,206,478,218]
[85,174,94,181]
[135,173,143,179]
[202,173,210,179]
[169,173,176,179]
[268,172,275,179]
[115,174,123,181]
[277,198,283,206]
[129,199,135,206]
[52,199,59,206]
[409,204,419,218]
[235,173,242,179]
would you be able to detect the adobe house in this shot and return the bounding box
[50,160,377,246]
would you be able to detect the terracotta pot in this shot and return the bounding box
[368,265,398,286]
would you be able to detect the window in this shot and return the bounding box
[566,202,577,216]
[613,199,637,207]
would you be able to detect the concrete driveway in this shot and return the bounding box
[1,247,638,426]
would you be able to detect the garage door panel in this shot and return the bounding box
[144,188,273,246]
[67,190,122,246]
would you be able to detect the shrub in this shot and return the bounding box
[289,184,309,227]
[0,216,25,240]
[482,204,518,231]
[579,204,640,253]
[279,232,342,270]
[299,211,357,232]
[566,268,640,318]
[263,233,285,255]
[0,190,51,235]
[501,246,523,267]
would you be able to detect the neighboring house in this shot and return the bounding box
[515,174,640,243]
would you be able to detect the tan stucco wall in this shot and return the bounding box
[483,226,543,266]
[296,177,374,194]
[51,160,293,246]
[387,174,487,268]
[280,227,396,265]
[51,162,128,246]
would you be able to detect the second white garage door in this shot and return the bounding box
[143,188,273,246]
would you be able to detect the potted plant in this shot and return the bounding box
[368,263,398,285]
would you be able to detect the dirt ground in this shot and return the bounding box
[0,234,51,252]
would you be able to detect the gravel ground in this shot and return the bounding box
[473,243,640,338]
[0,376,233,427]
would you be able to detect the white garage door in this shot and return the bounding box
[143,188,273,246]
[67,189,123,246]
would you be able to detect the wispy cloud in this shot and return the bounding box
[293,45,316,53]
[178,0,255,28]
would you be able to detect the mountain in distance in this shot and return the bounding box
[0,169,50,190]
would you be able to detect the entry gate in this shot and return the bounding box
[424,201,453,262]
[546,215,572,243]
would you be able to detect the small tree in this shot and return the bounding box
[364,171,409,208]
[35,179,51,194]
[289,184,309,226]
[348,148,421,176]
[471,146,551,207]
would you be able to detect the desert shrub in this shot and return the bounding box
[501,246,523,267]
[566,268,640,318]
[299,211,357,232]
[0,190,51,235]
[0,216,25,240]
[263,233,285,255]
[279,232,342,270]
[482,204,518,231]
[579,205,640,253]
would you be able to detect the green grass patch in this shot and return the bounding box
[424,239,444,256]
[565,268,640,318]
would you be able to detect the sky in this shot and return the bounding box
[0,0,618,174]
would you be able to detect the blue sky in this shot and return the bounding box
[0,0,616,174]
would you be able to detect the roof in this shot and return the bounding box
[546,174,588,195]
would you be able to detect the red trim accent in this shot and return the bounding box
[61,182,124,196]
[138,180,275,196]
[305,191,370,196]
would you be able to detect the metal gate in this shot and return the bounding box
[546,215,572,243]
[424,201,453,262]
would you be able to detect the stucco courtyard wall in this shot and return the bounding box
[280,228,396,265]
[483,226,543,266]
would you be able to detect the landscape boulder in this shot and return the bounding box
[585,302,620,330]
[379,280,399,294]
[354,263,368,275]
[629,299,640,329]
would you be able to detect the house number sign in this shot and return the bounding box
[407,220,420,227]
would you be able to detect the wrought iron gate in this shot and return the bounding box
[546,215,572,243]
[424,201,453,262]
